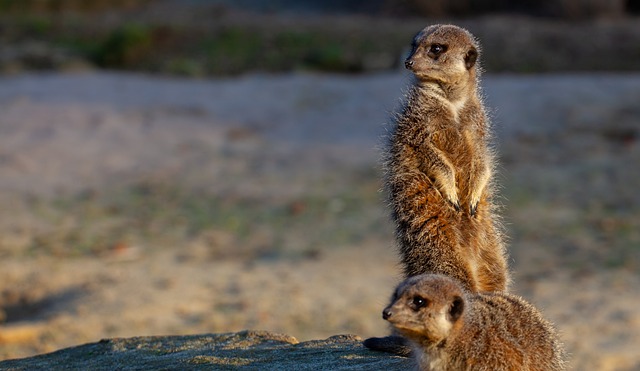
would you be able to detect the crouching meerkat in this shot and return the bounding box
[383,274,567,371]
[387,24,509,292]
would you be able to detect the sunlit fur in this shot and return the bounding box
[385,24,509,292]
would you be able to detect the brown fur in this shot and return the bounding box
[384,274,567,371]
[386,24,508,292]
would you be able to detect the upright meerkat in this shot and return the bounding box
[386,24,508,292]
[383,274,567,371]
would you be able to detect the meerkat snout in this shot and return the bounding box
[404,59,414,69]
[382,308,392,320]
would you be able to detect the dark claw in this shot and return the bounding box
[470,203,478,217]
[452,201,461,212]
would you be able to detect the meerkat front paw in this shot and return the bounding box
[438,180,461,212]
[451,198,462,212]
[443,191,461,212]
[469,191,482,216]
[469,160,490,217]
[470,202,478,216]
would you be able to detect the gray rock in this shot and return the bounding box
[0,330,410,370]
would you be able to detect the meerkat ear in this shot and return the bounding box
[449,296,465,322]
[464,48,478,70]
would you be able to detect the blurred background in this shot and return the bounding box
[0,1,639,369]
[2,0,640,75]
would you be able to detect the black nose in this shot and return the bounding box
[382,309,392,320]
[404,59,413,69]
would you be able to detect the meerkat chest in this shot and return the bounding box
[448,97,467,123]
[428,98,471,153]
[418,346,448,371]
[430,126,462,151]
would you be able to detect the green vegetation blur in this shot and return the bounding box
[1,0,639,75]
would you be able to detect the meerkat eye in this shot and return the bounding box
[428,44,447,56]
[412,296,428,310]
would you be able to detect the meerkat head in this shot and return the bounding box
[382,274,466,348]
[404,24,480,87]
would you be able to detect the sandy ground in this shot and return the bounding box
[0,71,639,370]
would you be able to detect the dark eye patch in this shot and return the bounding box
[428,44,448,58]
[412,295,428,310]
